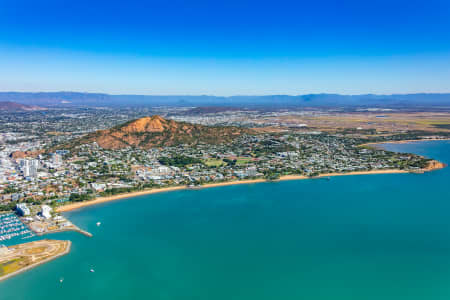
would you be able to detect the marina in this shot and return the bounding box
[0,213,34,242]
[1,141,450,299]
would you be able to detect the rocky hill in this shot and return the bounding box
[73,115,247,149]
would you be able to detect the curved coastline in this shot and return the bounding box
[361,138,450,148]
[56,162,445,213]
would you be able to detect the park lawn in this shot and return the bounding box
[236,157,253,166]
[204,158,225,167]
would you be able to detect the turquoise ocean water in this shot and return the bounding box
[1,141,450,300]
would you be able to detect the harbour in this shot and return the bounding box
[0,213,34,242]
[1,141,450,300]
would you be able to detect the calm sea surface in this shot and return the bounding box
[1,141,450,300]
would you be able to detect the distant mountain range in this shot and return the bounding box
[67,115,247,149]
[1,92,450,108]
[0,101,46,111]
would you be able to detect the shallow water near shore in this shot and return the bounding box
[1,141,450,300]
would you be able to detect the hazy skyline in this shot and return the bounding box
[1,0,449,95]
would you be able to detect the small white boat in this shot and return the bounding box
[59,278,64,283]
[90,269,95,273]
[96,222,101,226]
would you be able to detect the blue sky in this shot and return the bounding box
[0,0,449,95]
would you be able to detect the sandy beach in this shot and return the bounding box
[57,186,188,212]
[56,164,444,213]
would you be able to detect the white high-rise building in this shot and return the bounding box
[51,153,62,166]
[16,203,30,216]
[23,165,31,177]
[21,159,31,177]
[21,159,39,178]
[41,205,52,219]
[31,159,39,169]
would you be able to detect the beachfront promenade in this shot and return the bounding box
[56,161,445,213]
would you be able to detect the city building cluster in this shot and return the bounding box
[0,107,441,238]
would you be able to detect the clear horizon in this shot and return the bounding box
[2,90,450,97]
[1,0,450,96]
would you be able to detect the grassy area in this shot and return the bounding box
[0,258,25,276]
[412,119,450,125]
[235,157,253,166]
[204,158,225,167]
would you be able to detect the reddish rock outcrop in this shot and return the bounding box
[70,115,248,149]
[10,150,43,159]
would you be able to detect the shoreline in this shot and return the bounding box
[4,139,447,283]
[361,138,450,148]
[0,240,71,282]
[56,165,443,213]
